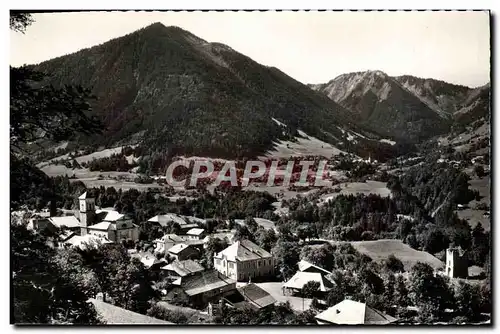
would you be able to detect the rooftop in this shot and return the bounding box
[168,243,191,254]
[148,213,204,227]
[297,259,332,275]
[179,270,236,296]
[283,271,335,292]
[64,234,113,250]
[315,299,398,325]
[156,234,185,243]
[87,221,114,231]
[161,259,205,277]
[90,299,172,324]
[214,239,272,262]
[186,228,205,236]
[96,209,125,222]
[49,216,81,228]
[237,283,276,309]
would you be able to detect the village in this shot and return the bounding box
[15,186,488,325]
[9,11,491,327]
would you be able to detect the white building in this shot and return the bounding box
[79,192,139,243]
[186,228,206,240]
[214,239,274,282]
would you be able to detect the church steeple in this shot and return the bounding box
[79,192,95,235]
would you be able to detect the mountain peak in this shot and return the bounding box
[364,70,388,77]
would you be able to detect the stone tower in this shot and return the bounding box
[79,192,95,236]
[445,247,468,278]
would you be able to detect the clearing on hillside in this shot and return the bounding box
[320,181,391,203]
[349,239,443,271]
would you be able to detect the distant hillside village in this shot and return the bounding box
[12,189,490,325]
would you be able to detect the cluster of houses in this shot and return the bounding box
[26,192,140,249]
[20,191,470,324]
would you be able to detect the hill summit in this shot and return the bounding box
[35,23,378,159]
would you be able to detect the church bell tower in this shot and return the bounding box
[79,192,95,236]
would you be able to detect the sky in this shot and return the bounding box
[9,11,490,87]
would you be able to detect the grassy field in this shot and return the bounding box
[261,130,346,159]
[242,183,320,201]
[39,162,164,191]
[319,181,391,203]
[234,218,276,231]
[348,239,444,271]
[456,173,491,231]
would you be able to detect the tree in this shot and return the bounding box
[234,224,255,242]
[10,11,34,33]
[12,222,102,324]
[78,244,157,312]
[272,240,300,280]
[385,254,404,273]
[359,268,384,295]
[326,284,346,307]
[454,281,482,321]
[409,262,455,320]
[256,228,277,252]
[10,11,103,211]
[10,66,103,150]
[383,273,396,304]
[204,237,229,269]
[394,274,409,308]
[423,228,449,254]
[302,281,320,299]
[474,165,485,178]
[244,217,259,234]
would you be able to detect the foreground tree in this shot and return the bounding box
[302,281,320,299]
[454,281,482,322]
[12,223,102,324]
[272,240,300,280]
[409,262,455,321]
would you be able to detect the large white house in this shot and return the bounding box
[213,239,274,282]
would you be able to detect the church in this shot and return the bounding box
[78,192,139,243]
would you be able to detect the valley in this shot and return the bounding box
[11,16,491,326]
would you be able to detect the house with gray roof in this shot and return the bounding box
[223,283,276,311]
[315,299,398,325]
[214,239,274,282]
[165,269,236,309]
[167,243,200,261]
[161,259,205,279]
[90,298,173,324]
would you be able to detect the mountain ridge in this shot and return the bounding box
[32,23,390,160]
[309,70,451,142]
